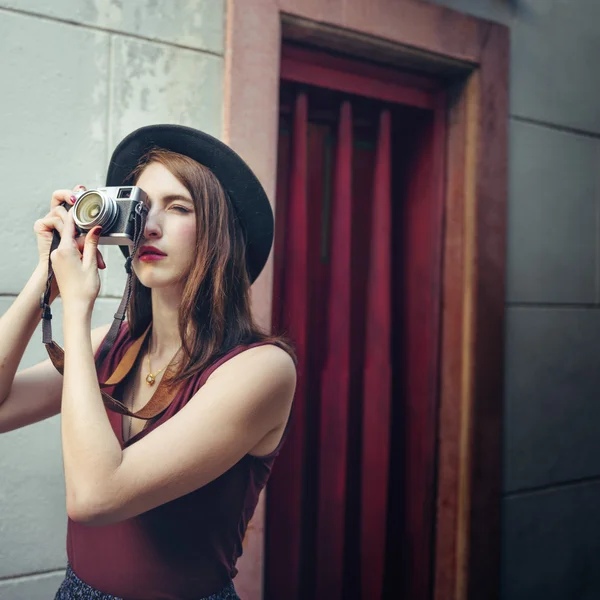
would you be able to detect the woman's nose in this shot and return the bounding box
[143,210,162,239]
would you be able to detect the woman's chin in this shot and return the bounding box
[135,271,183,290]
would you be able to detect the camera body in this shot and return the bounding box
[73,186,147,246]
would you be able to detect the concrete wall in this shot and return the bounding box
[0,1,224,597]
[427,0,600,598]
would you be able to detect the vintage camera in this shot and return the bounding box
[73,186,148,246]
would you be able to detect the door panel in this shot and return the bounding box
[268,52,445,599]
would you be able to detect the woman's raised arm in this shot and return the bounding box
[0,186,107,434]
[0,299,111,434]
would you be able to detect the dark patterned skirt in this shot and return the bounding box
[54,564,241,600]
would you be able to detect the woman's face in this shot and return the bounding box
[133,162,197,289]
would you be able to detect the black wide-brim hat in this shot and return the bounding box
[106,124,273,283]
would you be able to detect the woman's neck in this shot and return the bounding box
[148,287,183,358]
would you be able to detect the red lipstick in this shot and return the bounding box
[138,245,167,262]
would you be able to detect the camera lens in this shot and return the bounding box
[73,190,118,232]
[76,192,102,222]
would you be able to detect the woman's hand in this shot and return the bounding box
[34,186,106,266]
[34,186,105,300]
[50,209,103,314]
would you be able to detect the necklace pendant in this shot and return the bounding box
[146,373,156,386]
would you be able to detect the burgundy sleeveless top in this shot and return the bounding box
[66,323,289,600]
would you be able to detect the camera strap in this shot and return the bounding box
[39,202,181,421]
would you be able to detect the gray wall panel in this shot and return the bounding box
[0,11,109,296]
[430,0,600,133]
[511,0,600,134]
[506,120,599,304]
[0,0,224,584]
[0,0,225,580]
[0,571,66,600]
[504,307,600,492]
[0,0,223,590]
[503,481,600,600]
[0,297,120,578]
[0,0,225,54]
[101,34,223,298]
[426,0,514,24]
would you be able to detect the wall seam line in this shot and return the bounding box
[0,568,66,583]
[0,6,224,57]
[596,141,600,303]
[505,474,600,499]
[511,114,600,140]
[507,302,600,309]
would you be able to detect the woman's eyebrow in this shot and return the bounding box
[161,194,194,204]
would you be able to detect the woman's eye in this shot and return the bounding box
[170,206,191,213]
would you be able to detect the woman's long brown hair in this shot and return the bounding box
[126,148,295,384]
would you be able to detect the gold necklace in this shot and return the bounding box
[145,349,169,386]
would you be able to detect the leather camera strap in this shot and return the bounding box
[45,320,182,420]
[99,323,183,419]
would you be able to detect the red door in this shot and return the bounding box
[267,45,446,600]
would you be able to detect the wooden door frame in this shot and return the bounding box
[224,2,509,599]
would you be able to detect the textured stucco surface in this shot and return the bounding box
[0,0,224,52]
[0,1,224,597]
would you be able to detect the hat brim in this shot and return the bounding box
[106,124,273,284]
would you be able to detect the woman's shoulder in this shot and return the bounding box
[204,342,296,399]
[206,340,296,381]
[193,343,296,451]
[231,342,296,373]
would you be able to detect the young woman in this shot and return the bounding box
[0,125,297,600]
